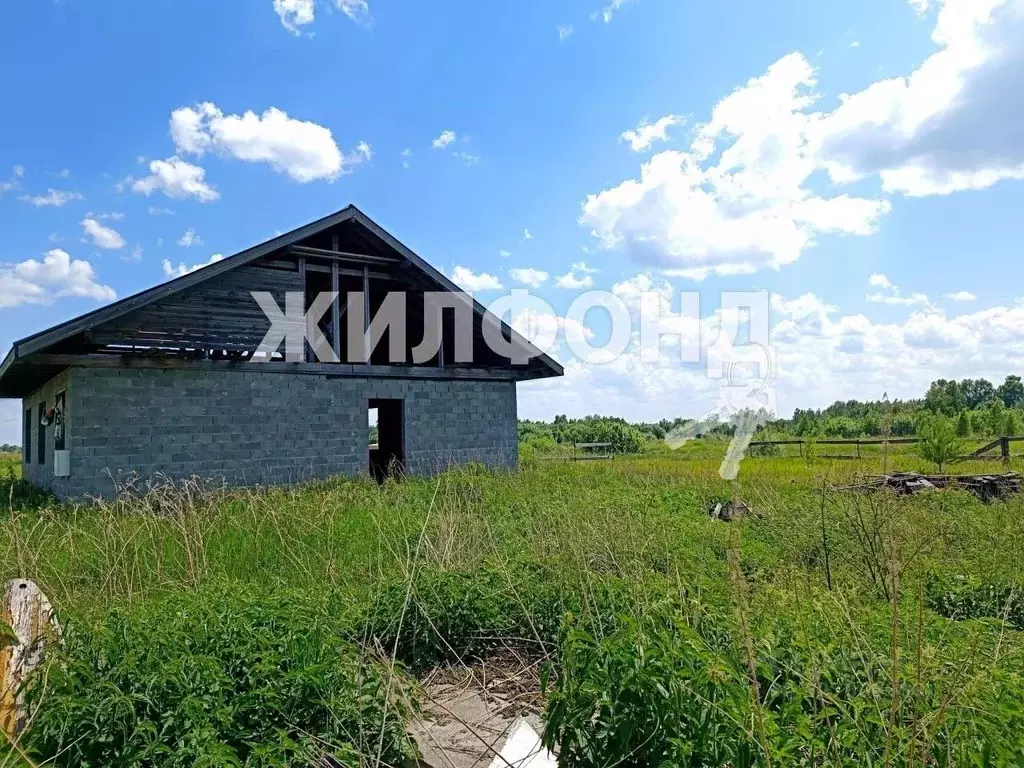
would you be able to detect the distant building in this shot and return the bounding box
[0,206,561,498]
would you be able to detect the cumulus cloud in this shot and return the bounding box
[19,188,84,207]
[556,261,597,289]
[509,267,549,288]
[944,290,978,301]
[620,115,685,152]
[127,157,219,202]
[812,0,1024,196]
[0,249,116,308]
[432,130,457,149]
[274,0,315,34]
[273,0,369,33]
[170,102,364,183]
[582,53,891,279]
[864,272,930,306]
[162,253,225,278]
[511,308,594,347]
[522,281,1024,424]
[451,266,503,292]
[178,228,202,247]
[81,217,126,250]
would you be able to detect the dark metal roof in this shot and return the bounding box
[0,205,563,397]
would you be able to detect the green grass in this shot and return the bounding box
[2,445,1024,765]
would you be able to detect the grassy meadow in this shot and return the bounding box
[0,443,1023,766]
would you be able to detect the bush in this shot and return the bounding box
[25,587,414,768]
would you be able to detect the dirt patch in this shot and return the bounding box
[408,649,550,768]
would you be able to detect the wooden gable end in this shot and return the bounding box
[89,264,302,354]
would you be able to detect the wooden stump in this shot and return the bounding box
[0,579,59,738]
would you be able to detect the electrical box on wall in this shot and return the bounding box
[54,450,70,478]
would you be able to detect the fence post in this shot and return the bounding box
[1002,436,1010,465]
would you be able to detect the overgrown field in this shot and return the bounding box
[2,446,1023,766]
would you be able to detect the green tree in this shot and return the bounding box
[917,415,964,472]
[924,379,966,416]
[961,378,996,409]
[956,409,971,437]
[985,398,1007,436]
[998,375,1024,408]
[1005,410,1020,437]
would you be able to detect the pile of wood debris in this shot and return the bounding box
[842,472,1021,501]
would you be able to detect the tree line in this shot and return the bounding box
[520,375,1024,454]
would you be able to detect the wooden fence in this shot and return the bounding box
[747,436,1024,463]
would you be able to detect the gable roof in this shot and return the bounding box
[0,205,563,396]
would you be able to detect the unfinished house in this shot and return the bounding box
[0,206,562,499]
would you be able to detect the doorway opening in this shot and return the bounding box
[369,398,404,482]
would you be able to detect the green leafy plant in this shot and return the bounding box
[916,415,964,471]
[25,587,414,768]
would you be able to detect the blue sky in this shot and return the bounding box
[1,0,1023,441]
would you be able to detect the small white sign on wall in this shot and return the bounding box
[54,450,70,478]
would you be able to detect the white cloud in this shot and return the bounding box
[558,24,574,41]
[581,53,891,279]
[170,102,361,183]
[848,40,861,48]
[178,228,203,247]
[0,166,23,195]
[274,0,315,34]
[451,266,503,292]
[273,0,368,33]
[148,206,174,215]
[595,0,637,23]
[128,157,219,202]
[511,308,594,346]
[556,262,597,289]
[812,0,1024,196]
[0,249,116,308]
[944,290,978,301]
[162,253,225,278]
[522,228,534,241]
[499,249,512,258]
[19,188,84,207]
[620,114,685,152]
[352,141,373,162]
[864,272,930,306]
[453,151,481,166]
[522,286,1024,425]
[124,244,143,263]
[509,267,549,288]
[81,217,126,250]
[432,130,457,149]
[335,0,370,23]
[868,272,893,288]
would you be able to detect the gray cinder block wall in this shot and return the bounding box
[22,367,518,499]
